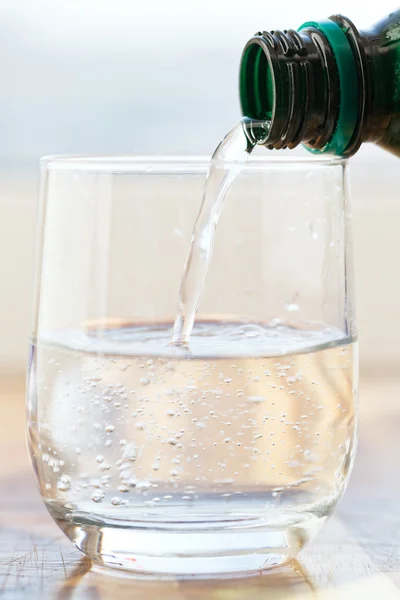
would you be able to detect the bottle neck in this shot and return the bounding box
[239,17,364,156]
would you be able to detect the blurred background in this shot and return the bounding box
[0,0,399,374]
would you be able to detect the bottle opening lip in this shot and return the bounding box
[240,38,276,146]
[240,42,274,123]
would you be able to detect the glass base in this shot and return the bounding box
[52,509,325,576]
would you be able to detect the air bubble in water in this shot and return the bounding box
[99,463,111,471]
[137,481,151,491]
[122,444,138,462]
[246,396,265,404]
[92,490,104,503]
[57,474,71,492]
[111,496,123,506]
[285,302,299,313]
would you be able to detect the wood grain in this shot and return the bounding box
[1,375,400,598]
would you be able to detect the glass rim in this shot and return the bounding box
[41,154,347,173]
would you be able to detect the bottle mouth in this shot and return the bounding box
[239,19,360,156]
[240,31,305,151]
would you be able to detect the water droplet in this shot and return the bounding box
[140,377,150,386]
[96,455,104,463]
[105,424,115,433]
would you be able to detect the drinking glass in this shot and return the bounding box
[27,155,358,576]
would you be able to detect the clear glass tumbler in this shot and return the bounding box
[27,155,358,576]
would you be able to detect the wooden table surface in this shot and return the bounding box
[1,374,400,599]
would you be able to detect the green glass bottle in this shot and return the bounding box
[239,9,400,156]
